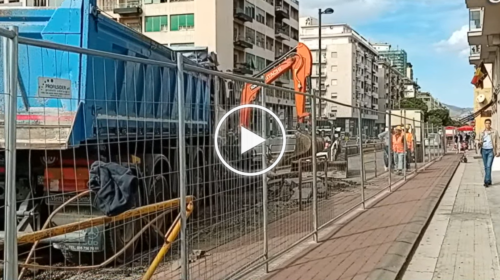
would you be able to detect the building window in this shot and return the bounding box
[256,56,266,71]
[256,32,265,48]
[245,27,256,44]
[331,66,337,72]
[145,15,168,32]
[170,14,194,31]
[256,8,265,24]
[331,92,337,98]
[331,79,337,86]
[246,53,256,69]
[170,43,195,47]
[244,1,255,18]
[331,52,337,58]
[144,0,167,4]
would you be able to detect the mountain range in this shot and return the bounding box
[442,103,473,118]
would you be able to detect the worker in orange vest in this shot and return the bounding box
[392,126,405,174]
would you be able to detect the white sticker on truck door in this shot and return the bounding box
[38,77,72,99]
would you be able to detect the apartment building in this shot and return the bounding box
[2,0,299,80]
[372,43,408,75]
[375,58,406,132]
[95,0,299,81]
[466,1,500,134]
[299,18,379,137]
[416,92,445,111]
[94,0,300,127]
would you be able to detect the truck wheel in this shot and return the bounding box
[60,249,104,265]
[106,219,140,264]
[147,172,176,248]
[189,156,209,218]
[106,192,142,264]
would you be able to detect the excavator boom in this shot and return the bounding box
[239,43,313,128]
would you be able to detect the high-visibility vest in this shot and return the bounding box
[406,133,414,151]
[392,134,404,153]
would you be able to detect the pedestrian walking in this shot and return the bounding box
[476,119,500,187]
[378,127,391,171]
[392,126,405,175]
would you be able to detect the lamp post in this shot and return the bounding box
[317,8,334,117]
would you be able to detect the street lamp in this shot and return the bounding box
[317,8,334,117]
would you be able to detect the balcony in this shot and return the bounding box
[234,36,253,49]
[469,45,481,64]
[233,63,253,75]
[124,22,142,33]
[113,0,142,15]
[275,26,289,40]
[467,8,483,45]
[275,5,289,21]
[234,8,253,23]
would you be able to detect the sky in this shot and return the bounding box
[299,0,473,108]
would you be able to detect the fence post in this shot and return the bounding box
[176,53,189,280]
[431,123,435,160]
[421,121,426,170]
[442,126,446,156]
[403,110,407,181]
[388,111,392,192]
[358,109,365,208]
[3,26,18,280]
[261,89,269,272]
[413,118,417,172]
[311,89,319,242]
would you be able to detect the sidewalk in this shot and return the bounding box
[403,153,500,280]
[241,154,460,280]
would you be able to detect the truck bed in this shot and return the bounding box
[0,0,211,149]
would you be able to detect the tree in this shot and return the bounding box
[400,98,428,119]
[427,108,456,126]
[427,115,443,126]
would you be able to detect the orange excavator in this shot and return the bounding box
[239,42,313,128]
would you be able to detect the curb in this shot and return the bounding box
[365,155,461,280]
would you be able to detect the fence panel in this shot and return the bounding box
[0,27,449,280]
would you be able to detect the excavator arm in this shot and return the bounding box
[239,43,313,128]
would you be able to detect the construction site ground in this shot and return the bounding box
[22,149,449,280]
[239,153,460,280]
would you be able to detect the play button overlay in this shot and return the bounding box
[214,104,287,177]
[240,127,266,154]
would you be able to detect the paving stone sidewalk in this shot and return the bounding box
[402,154,500,280]
[241,154,460,280]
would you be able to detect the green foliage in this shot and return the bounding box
[400,98,429,117]
[400,98,458,127]
[427,115,443,126]
[427,108,456,126]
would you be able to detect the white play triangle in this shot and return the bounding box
[240,127,266,154]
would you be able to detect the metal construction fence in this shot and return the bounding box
[0,27,447,280]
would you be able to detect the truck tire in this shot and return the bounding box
[106,172,144,265]
[147,168,176,248]
[189,154,210,219]
[60,250,104,265]
[106,218,141,264]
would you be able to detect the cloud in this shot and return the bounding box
[299,0,466,26]
[434,25,469,57]
[299,0,393,25]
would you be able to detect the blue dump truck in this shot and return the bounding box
[0,0,238,264]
